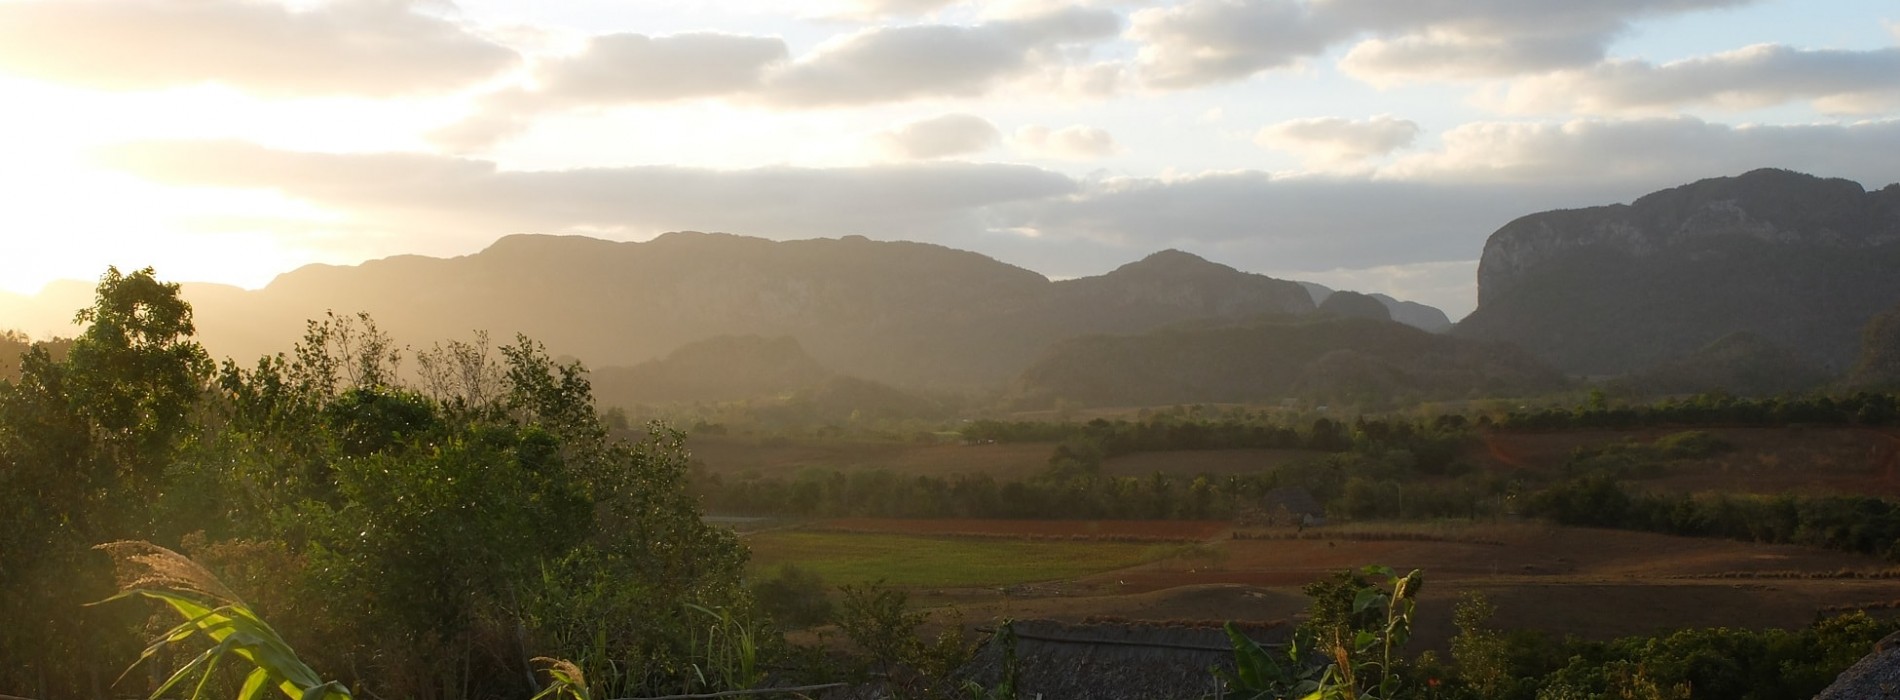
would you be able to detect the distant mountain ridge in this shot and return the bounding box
[1298,282,1452,333]
[1457,168,1900,375]
[3,234,1463,393]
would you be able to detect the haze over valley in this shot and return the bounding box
[6,2,1900,699]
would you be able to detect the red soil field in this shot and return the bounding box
[812,518,1232,541]
[1477,426,1900,497]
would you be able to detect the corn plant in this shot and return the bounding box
[92,541,351,700]
[530,657,590,700]
[685,603,764,692]
[1219,566,1423,700]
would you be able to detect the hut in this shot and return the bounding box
[1244,486,1326,528]
[954,618,1289,700]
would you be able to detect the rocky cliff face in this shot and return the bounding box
[1458,169,1900,375]
[1476,169,1900,306]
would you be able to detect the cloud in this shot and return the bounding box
[761,7,1121,106]
[1014,124,1120,159]
[1486,44,1900,115]
[1386,117,1900,187]
[1255,116,1420,167]
[1125,0,1753,88]
[535,33,790,104]
[1129,0,1341,88]
[99,139,1077,241]
[818,0,963,20]
[0,0,517,96]
[96,119,1900,305]
[1327,0,1752,84]
[876,114,1003,159]
[436,8,1121,149]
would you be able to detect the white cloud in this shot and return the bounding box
[535,33,790,104]
[1486,44,1900,115]
[762,7,1121,106]
[98,139,1078,242]
[877,114,1003,159]
[436,8,1122,148]
[1125,0,1754,89]
[1386,117,1900,187]
[0,0,517,96]
[1255,116,1420,168]
[95,119,1900,302]
[1015,124,1120,159]
[1129,0,1341,88]
[820,0,964,20]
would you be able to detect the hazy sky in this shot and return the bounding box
[1,0,1897,318]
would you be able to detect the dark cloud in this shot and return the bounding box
[877,114,1004,159]
[0,0,517,96]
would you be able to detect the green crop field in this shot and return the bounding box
[745,530,1165,588]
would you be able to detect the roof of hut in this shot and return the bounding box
[1261,486,1325,517]
[954,618,1291,700]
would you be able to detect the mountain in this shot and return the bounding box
[1012,316,1566,408]
[1846,302,1900,390]
[1611,331,1833,397]
[1456,169,1900,375]
[1316,291,1391,322]
[590,335,833,406]
[7,234,1330,390]
[1297,282,1452,332]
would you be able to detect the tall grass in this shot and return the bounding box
[92,541,351,700]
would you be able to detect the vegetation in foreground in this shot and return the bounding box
[7,267,1900,700]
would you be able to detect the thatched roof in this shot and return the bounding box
[1816,631,1900,699]
[956,618,1289,700]
[1261,486,1324,517]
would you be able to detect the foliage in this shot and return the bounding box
[0,269,759,699]
[1221,566,1424,700]
[94,541,349,700]
[751,564,835,629]
[1528,478,1900,559]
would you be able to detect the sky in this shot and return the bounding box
[0,0,1897,319]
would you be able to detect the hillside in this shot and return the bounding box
[1610,331,1834,397]
[1456,169,1900,375]
[6,235,1359,390]
[589,335,833,405]
[1846,301,1900,390]
[1298,282,1451,332]
[1012,316,1566,408]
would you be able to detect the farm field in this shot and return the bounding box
[810,517,1231,541]
[691,435,1054,478]
[753,519,1900,648]
[1477,426,1900,497]
[745,531,1170,588]
[1101,448,1322,477]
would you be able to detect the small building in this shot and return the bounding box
[954,618,1290,700]
[1249,486,1326,528]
